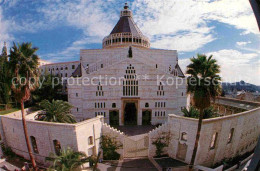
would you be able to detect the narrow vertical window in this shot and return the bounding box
[30,136,39,154]
[228,128,234,143]
[210,132,218,149]
[53,140,61,155]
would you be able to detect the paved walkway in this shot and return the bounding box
[118,159,157,171]
[98,159,157,171]
[113,125,156,136]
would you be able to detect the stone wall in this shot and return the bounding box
[101,123,125,159]
[165,107,260,167]
[0,110,103,165]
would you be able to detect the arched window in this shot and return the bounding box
[88,136,93,145]
[112,103,116,108]
[145,103,149,108]
[53,140,61,155]
[30,136,39,154]
[181,132,187,141]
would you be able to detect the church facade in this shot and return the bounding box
[41,3,188,125]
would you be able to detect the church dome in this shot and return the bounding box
[102,3,150,49]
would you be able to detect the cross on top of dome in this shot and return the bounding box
[124,2,129,9]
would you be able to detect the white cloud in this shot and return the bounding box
[204,0,259,35]
[179,49,260,85]
[131,0,259,51]
[38,0,118,39]
[0,8,13,48]
[236,41,252,46]
[152,32,215,51]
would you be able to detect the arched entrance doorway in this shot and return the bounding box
[124,103,137,125]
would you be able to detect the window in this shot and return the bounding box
[123,64,138,96]
[112,103,116,108]
[96,83,104,96]
[76,93,78,97]
[77,108,79,112]
[53,140,61,155]
[101,64,103,68]
[157,82,165,96]
[181,132,187,141]
[210,132,218,149]
[30,136,39,153]
[88,136,93,145]
[72,65,75,69]
[145,103,149,108]
[228,128,234,143]
[65,67,68,70]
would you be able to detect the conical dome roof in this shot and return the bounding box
[110,3,143,37]
[102,3,150,49]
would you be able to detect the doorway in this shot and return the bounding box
[142,110,151,125]
[124,103,137,125]
[109,110,119,126]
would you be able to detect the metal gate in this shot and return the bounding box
[124,134,149,158]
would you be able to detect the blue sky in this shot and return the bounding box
[0,0,259,85]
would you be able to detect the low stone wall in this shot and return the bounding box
[0,110,103,165]
[101,123,125,159]
[168,106,260,167]
[148,123,170,157]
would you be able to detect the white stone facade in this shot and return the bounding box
[39,61,80,78]
[68,46,187,125]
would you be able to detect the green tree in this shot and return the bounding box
[35,99,76,123]
[182,106,200,118]
[182,106,219,119]
[9,42,39,170]
[31,73,66,104]
[0,42,11,106]
[46,147,89,171]
[100,135,122,160]
[186,54,221,168]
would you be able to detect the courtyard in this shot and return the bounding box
[113,125,156,136]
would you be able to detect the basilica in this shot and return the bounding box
[40,3,188,125]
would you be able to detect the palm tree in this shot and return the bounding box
[9,42,39,170]
[186,54,221,168]
[35,99,76,123]
[181,106,200,118]
[46,147,89,171]
[182,106,219,119]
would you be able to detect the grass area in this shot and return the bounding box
[0,108,20,115]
